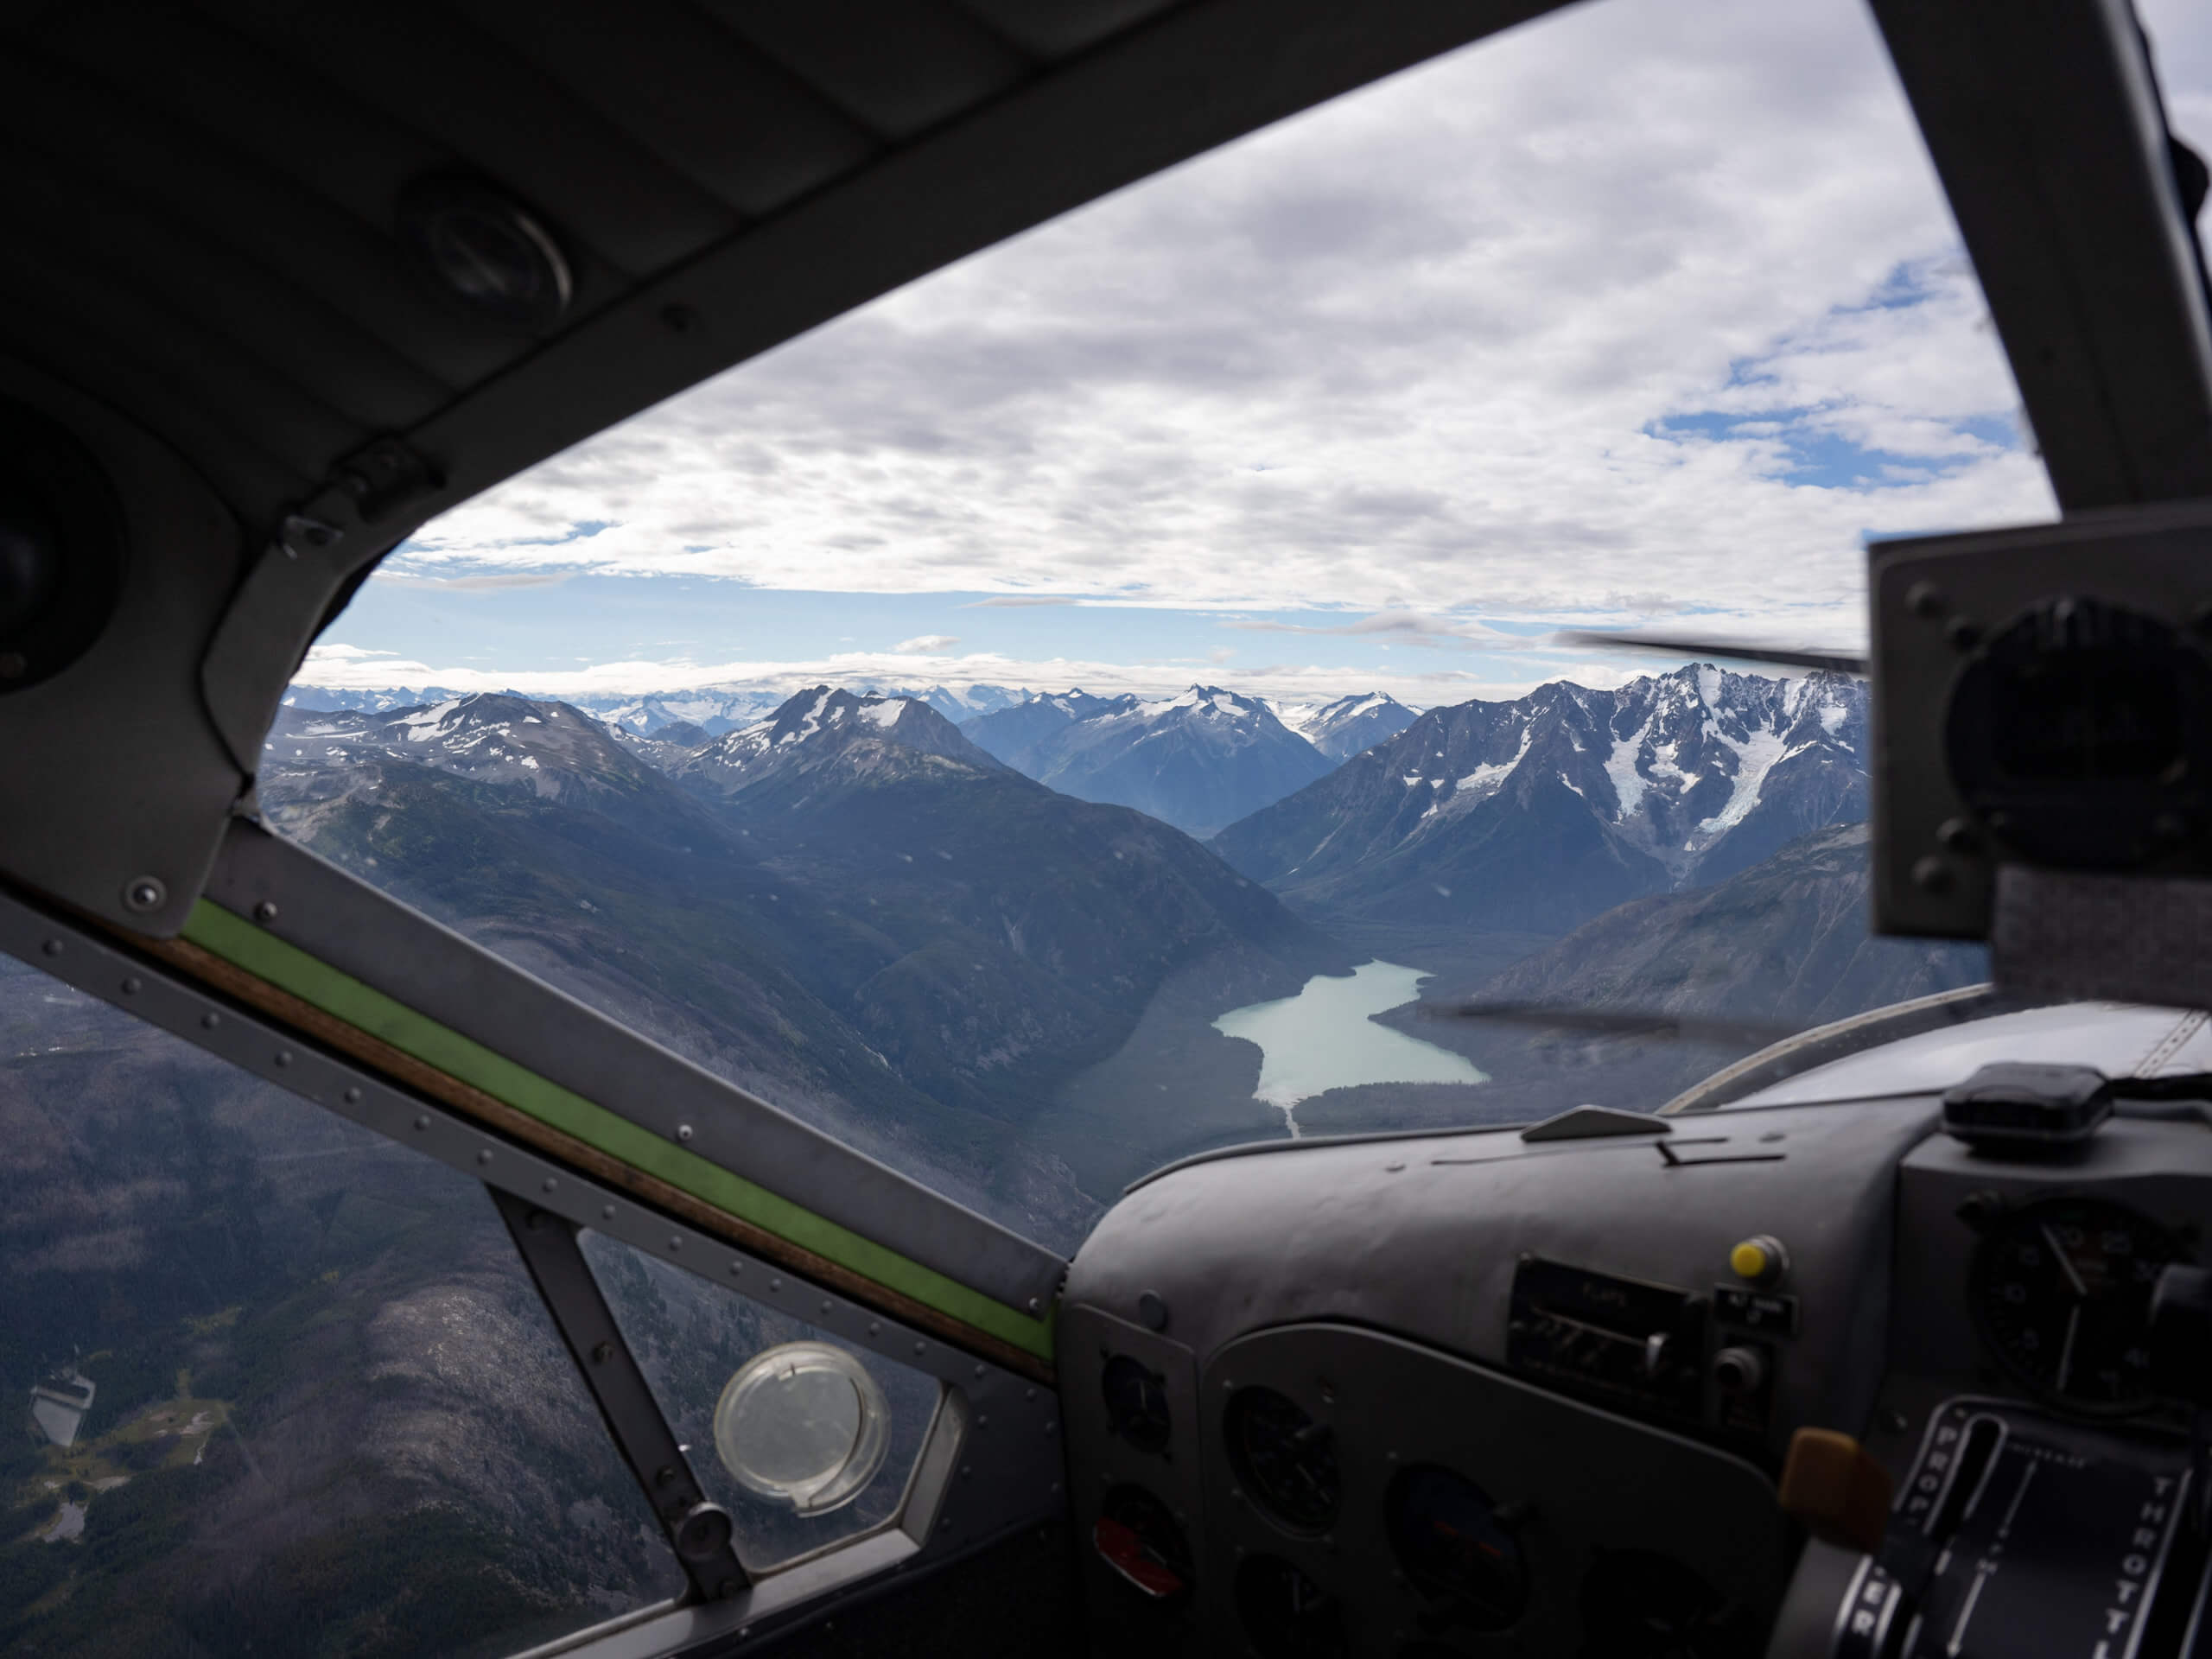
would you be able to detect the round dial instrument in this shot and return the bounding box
[1384,1465,1528,1631]
[1101,1354,1171,1454]
[1971,1195,2182,1412]
[1224,1387,1339,1532]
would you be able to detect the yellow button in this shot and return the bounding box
[1731,1240,1771,1281]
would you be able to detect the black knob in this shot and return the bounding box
[1713,1345,1766,1395]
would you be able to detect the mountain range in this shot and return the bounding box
[284,682,1038,736]
[1211,666,1869,934]
[264,686,1340,1234]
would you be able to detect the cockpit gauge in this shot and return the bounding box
[1101,1353,1171,1454]
[1092,1484,1193,1605]
[1970,1195,2183,1414]
[1233,1554,1346,1659]
[1224,1386,1339,1532]
[1383,1465,1528,1633]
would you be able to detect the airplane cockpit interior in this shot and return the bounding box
[7,0,2212,1655]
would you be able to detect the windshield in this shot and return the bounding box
[263,0,2203,1260]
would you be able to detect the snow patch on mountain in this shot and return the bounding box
[1697,728,1791,835]
[1454,728,1535,803]
[1212,666,1872,931]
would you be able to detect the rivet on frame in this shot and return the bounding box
[768,1277,781,1293]
[728,1262,744,1276]
[820,1299,833,1315]
[476,1149,493,1165]
[676,1123,694,1142]
[669,1236,683,1252]
[413,1115,431,1131]
[120,976,142,995]
[274,1051,293,1067]
[542,1178,558,1194]
[201,1013,221,1030]
[41,939,61,957]
[601,1205,616,1221]
[343,1087,363,1104]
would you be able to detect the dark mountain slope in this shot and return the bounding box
[676,692,1343,1121]
[1298,821,1986,1136]
[257,746,1043,1217]
[0,966,681,1656]
[1466,821,1983,1028]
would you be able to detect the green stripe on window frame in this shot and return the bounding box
[182,899,1054,1361]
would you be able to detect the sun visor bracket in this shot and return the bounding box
[199,439,442,778]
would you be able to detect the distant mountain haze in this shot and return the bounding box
[961,684,1339,838]
[1211,666,1867,935]
[1282,691,1421,759]
[286,682,1038,737]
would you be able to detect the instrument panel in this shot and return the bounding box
[1967,1193,2183,1413]
[1059,1086,2212,1656]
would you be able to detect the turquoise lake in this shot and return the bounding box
[1212,959,1488,1135]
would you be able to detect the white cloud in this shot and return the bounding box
[338,0,2210,679]
[307,643,404,662]
[892,634,960,653]
[296,636,1752,712]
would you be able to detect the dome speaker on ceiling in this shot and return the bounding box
[397,175,575,330]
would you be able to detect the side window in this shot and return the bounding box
[0,959,683,1656]
[579,1233,949,1570]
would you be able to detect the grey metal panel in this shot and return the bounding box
[1865,503,2212,940]
[0,354,246,940]
[0,872,1066,1653]
[1124,1118,1535,1194]
[1872,0,2212,511]
[1058,1308,1208,1655]
[1187,1325,1788,1654]
[1068,1097,1941,1473]
[203,817,1069,1313]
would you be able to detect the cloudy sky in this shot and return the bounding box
[303,0,2212,711]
